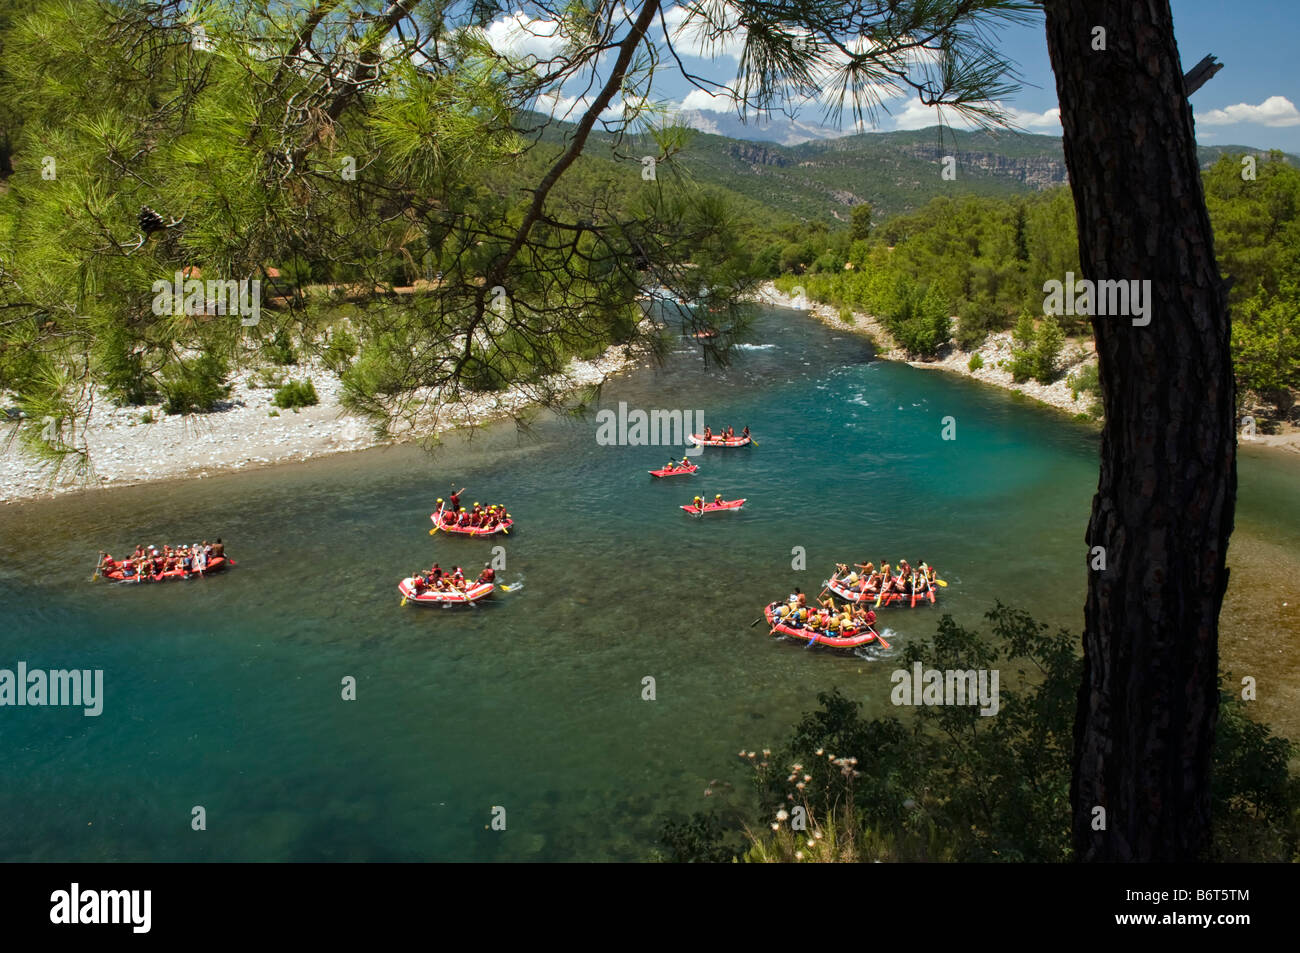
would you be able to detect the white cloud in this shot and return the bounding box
[661,3,747,60]
[1005,106,1061,130]
[483,12,567,63]
[679,88,738,112]
[535,90,584,121]
[1197,95,1300,127]
[883,99,1060,133]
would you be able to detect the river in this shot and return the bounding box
[1,305,1296,860]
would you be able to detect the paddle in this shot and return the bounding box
[429,502,445,535]
[910,573,918,609]
[871,628,892,650]
[91,552,105,582]
[446,580,478,608]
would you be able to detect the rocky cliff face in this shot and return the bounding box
[904,144,1068,188]
[724,142,792,167]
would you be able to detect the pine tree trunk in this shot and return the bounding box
[1041,0,1237,860]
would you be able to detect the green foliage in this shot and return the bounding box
[161,353,230,415]
[956,295,1005,350]
[1232,281,1300,396]
[322,327,359,374]
[95,323,158,406]
[1067,363,1100,400]
[737,605,1080,863]
[656,812,744,863]
[1211,682,1300,860]
[968,352,984,371]
[1032,315,1065,383]
[272,378,318,409]
[1204,151,1300,300]
[678,607,1300,863]
[262,328,298,367]
[850,202,873,240]
[1009,311,1038,383]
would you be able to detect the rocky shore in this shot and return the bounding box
[757,281,1100,417]
[0,346,640,503]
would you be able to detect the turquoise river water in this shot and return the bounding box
[2,305,1297,861]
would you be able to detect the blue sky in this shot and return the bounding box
[987,0,1300,151]
[485,1,1300,151]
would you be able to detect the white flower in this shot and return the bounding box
[776,809,789,822]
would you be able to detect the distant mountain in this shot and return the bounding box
[673,109,850,146]
[534,114,1300,226]
[658,124,1300,223]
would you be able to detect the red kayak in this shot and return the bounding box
[649,464,698,478]
[101,556,234,583]
[681,498,746,514]
[399,578,494,605]
[690,433,751,447]
[431,513,513,535]
[763,602,882,649]
[825,571,936,607]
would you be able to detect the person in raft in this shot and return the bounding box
[477,563,496,584]
[725,426,734,438]
[742,425,750,440]
[713,494,724,507]
[663,459,677,472]
[680,455,692,467]
[853,605,877,627]
[449,486,466,513]
[703,426,712,440]
[451,566,466,587]
[692,495,704,513]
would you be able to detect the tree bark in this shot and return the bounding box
[1042,0,1236,860]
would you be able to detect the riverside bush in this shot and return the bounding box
[162,353,230,415]
[660,605,1299,862]
[1032,315,1065,383]
[322,328,359,373]
[968,352,984,372]
[1067,363,1100,400]
[263,328,298,366]
[273,378,318,409]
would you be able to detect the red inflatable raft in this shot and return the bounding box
[398,578,494,605]
[825,571,936,607]
[763,602,880,648]
[689,433,751,447]
[101,556,234,583]
[430,513,514,535]
[649,464,698,478]
[681,498,746,514]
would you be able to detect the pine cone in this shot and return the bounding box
[138,206,166,234]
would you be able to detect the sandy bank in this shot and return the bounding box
[0,346,641,504]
